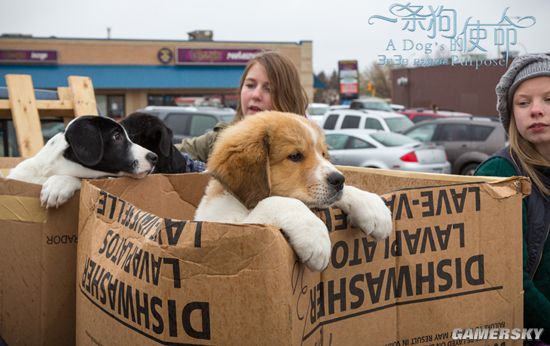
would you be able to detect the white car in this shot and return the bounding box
[306,103,329,125]
[321,109,414,133]
[350,97,395,112]
[327,105,349,111]
[325,129,451,173]
[391,103,405,112]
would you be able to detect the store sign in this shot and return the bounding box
[176,48,263,65]
[340,82,359,94]
[0,49,58,64]
[338,60,359,100]
[157,47,174,64]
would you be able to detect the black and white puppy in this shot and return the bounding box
[8,116,157,208]
[120,112,188,173]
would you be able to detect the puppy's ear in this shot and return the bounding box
[208,124,271,209]
[65,117,104,166]
[153,124,172,157]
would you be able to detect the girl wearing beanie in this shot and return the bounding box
[475,53,550,344]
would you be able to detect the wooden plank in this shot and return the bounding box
[6,74,44,157]
[0,100,9,112]
[57,87,72,101]
[0,99,73,111]
[36,100,74,111]
[0,100,74,118]
[0,109,74,118]
[0,100,74,119]
[57,87,74,125]
[68,76,98,116]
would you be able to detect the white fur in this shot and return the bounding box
[334,185,393,240]
[244,197,332,271]
[194,190,250,223]
[40,175,82,208]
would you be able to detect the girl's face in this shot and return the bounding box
[513,76,550,151]
[240,63,273,116]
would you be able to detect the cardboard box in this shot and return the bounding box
[0,158,24,178]
[76,167,527,345]
[0,158,78,346]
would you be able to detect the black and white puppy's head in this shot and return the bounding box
[63,116,158,177]
[120,112,188,173]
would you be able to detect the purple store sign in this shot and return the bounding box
[0,49,58,64]
[176,48,264,65]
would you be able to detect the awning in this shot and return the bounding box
[0,64,245,89]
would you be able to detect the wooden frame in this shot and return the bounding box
[0,74,98,157]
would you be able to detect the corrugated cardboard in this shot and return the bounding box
[0,157,78,346]
[76,167,527,345]
[0,158,24,178]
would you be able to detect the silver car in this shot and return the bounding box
[137,105,236,144]
[325,129,451,173]
[402,117,506,175]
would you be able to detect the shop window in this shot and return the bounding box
[108,95,125,119]
[97,95,125,119]
[148,95,178,106]
[96,95,108,116]
[147,94,238,108]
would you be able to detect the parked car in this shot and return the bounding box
[306,103,329,115]
[327,105,349,111]
[400,108,472,123]
[400,109,452,123]
[325,129,450,173]
[390,103,405,112]
[403,117,506,175]
[138,105,236,143]
[321,109,414,133]
[350,97,394,112]
[306,103,329,125]
[0,87,67,157]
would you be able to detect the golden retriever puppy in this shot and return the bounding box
[195,111,392,271]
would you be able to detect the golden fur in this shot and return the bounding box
[196,111,393,271]
[207,111,335,209]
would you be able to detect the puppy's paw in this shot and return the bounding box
[40,175,81,208]
[338,186,393,240]
[289,216,331,271]
[244,196,332,271]
[352,192,393,240]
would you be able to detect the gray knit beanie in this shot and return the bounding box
[496,53,550,133]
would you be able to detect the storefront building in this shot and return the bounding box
[0,34,313,117]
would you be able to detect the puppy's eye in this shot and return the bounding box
[112,132,123,141]
[288,152,304,162]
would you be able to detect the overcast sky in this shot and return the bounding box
[1,0,549,73]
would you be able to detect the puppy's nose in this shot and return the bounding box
[146,152,158,165]
[327,172,345,191]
